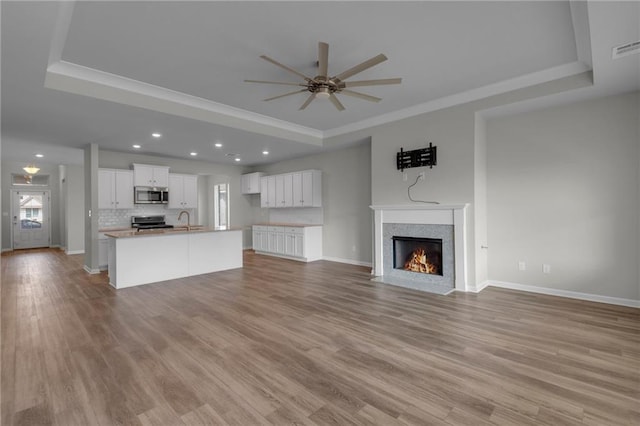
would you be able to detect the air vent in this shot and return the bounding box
[612,40,640,59]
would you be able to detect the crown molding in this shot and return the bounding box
[46,1,593,146]
[323,61,591,138]
[45,61,324,145]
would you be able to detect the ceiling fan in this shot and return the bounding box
[245,42,402,111]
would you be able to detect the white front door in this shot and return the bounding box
[12,190,50,249]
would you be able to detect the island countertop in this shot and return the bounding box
[106,227,243,289]
[104,226,241,238]
[252,223,322,227]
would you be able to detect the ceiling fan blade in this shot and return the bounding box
[245,79,306,87]
[318,42,329,78]
[263,89,307,102]
[333,53,387,82]
[342,78,402,88]
[328,93,345,111]
[260,55,314,82]
[340,89,381,103]
[299,94,315,110]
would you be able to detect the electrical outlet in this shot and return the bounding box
[351,245,356,252]
[403,173,408,182]
[418,172,425,180]
[518,261,526,271]
[543,264,551,274]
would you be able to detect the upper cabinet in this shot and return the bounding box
[261,175,277,208]
[241,172,265,194]
[292,170,322,207]
[133,163,170,188]
[168,173,198,209]
[260,170,321,208]
[98,169,134,209]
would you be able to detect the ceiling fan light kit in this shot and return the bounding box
[246,42,402,111]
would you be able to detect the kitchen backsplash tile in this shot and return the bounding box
[99,205,195,228]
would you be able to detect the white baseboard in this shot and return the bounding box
[466,280,490,293]
[489,280,640,308]
[83,265,101,275]
[322,256,373,267]
[65,249,85,255]
[1,248,13,253]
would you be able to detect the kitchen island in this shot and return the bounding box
[104,227,242,289]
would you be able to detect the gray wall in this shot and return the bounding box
[84,144,99,271]
[1,161,61,250]
[65,164,85,253]
[474,114,489,284]
[487,92,639,300]
[251,142,373,264]
[366,106,481,285]
[59,165,67,249]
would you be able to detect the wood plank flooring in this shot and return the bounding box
[2,248,639,425]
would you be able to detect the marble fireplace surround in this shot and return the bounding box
[371,204,469,292]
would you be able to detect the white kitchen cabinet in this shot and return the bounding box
[168,174,198,209]
[98,169,134,209]
[252,225,268,251]
[253,225,322,262]
[241,172,265,194]
[133,163,170,188]
[267,226,284,254]
[275,174,293,208]
[292,170,322,207]
[260,176,277,208]
[260,177,269,207]
[260,170,321,208]
[284,227,305,258]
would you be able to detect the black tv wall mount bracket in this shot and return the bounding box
[396,143,437,171]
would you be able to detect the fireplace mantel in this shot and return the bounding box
[370,204,469,292]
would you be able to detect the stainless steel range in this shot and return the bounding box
[131,215,174,230]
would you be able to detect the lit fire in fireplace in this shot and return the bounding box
[404,248,438,274]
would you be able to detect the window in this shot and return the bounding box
[213,183,229,230]
[12,174,49,186]
[19,195,44,229]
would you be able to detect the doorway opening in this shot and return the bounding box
[12,190,51,249]
[213,183,229,229]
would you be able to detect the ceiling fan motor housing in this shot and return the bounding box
[246,42,401,110]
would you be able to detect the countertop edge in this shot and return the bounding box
[105,227,242,239]
[252,223,323,228]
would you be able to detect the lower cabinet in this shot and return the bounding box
[98,233,109,270]
[252,225,322,262]
[252,226,268,252]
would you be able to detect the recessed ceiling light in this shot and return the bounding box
[35,154,44,158]
[151,132,162,138]
[190,152,198,156]
[262,151,269,155]
[234,158,241,162]
[214,143,223,148]
[132,144,141,149]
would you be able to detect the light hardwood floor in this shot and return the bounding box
[1,248,639,425]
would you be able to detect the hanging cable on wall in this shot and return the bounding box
[407,174,439,204]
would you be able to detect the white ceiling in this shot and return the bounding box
[1,1,638,167]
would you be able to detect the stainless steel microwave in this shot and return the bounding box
[134,187,168,204]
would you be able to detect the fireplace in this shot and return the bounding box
[392,236,443,276]
[371,204,469,293]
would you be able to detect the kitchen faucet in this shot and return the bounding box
[177,210,191,231]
